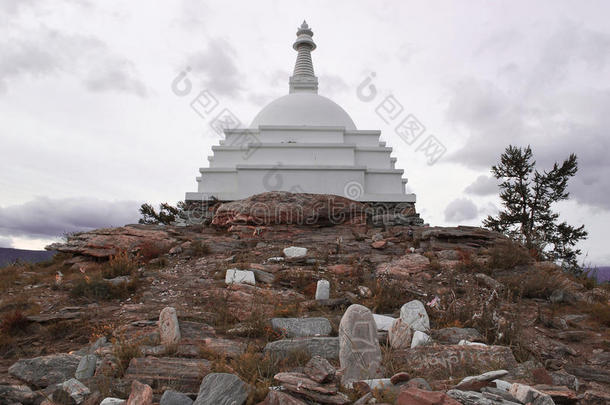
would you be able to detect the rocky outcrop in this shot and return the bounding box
[211,192,367,227]
[415,226,507,250]
[8,353,81,388]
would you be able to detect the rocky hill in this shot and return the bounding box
[0,193,608,405]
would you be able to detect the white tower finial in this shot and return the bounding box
[289,20,318,93]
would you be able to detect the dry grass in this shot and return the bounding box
[138,240,170,262]
[210,346,311,405]
[502,266,563,300]
[584,302,610,327]
[363,278,408,314]
[190,240,211,257]
[102,250,139,279]
[488,240,532,270]
[0,310,29,336]
[113,337,142,377]
[70,276,139,301]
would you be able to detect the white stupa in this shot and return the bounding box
[186,21,416,205]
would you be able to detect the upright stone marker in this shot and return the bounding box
[315,280,330,300]
[159,307,181,345]
[338,304,382,385]
[400,300,430,332]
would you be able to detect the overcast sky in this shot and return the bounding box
[1,0,609,265]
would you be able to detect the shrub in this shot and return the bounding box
[102,250,139,279]
[70,277,138,301]
[488,240,532,270]
[502,267,562,300]
[365,278,407,313]
[191,241,211,257]
[113,338,142,377]
[585,303,610,327]
[138,241,169,262]
[1,311,29,336]
[211,347,310,405]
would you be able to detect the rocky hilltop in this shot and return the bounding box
[0,193,608,404]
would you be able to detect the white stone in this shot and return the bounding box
[400,300,430,332]
[267,256,285,263]
[315,279,330,300]
[283,246,308,258]
[372,314,395,331]
[225,269,256,285]
[100,399,126,405]
[159,307,181,345]
[458,339,487,346]
[410,330,431,348]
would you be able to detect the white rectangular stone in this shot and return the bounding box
[225,269,256,285]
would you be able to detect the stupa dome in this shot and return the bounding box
[250,92,357,130]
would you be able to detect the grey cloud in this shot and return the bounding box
[84,60,148,97]
[189,38,242,97]
[0,26,147,96]
[444,198,478,223]
[446,24,610,210]
[0,236,13,248]
[464,175,498,196]
[0,197,141,239]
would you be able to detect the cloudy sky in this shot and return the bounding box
[1,0,608,265]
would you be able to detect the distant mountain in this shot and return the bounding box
[587,266,610,283]
[0,247,55,268]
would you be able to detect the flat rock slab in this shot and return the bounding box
[393,345,518,380]
[9,353,81,388]
[271,317,332,338]
[264,337,339,359]
[159,307,181,345]
[125,357,210,392]
[225,269,256,285]
[193,373,248,405]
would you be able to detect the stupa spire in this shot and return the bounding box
[289,20,318,94]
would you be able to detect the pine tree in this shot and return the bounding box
[138,202,186,225]
[483,145,587,272]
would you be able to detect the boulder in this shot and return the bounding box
[160,390,193,405]
[270,317,332,338]
[53,378,91,404]
[264,337,339,359]
[211,192,367,227]
[159,307,182,345]
[389,318,413,349]
[315,279,330,300]
[75,354,98,380]
[225,269,256,285]
[9,353,81,388]
[393,345,518,380]
[509,383,554,405]
[124,357,210,393]
[126,380,153,405]
[338,304,382,385]
[400,300,429,332]
[303,355,336,383]
[193,373,248,405]
[376,254,430,279]
[0,384,37,404]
